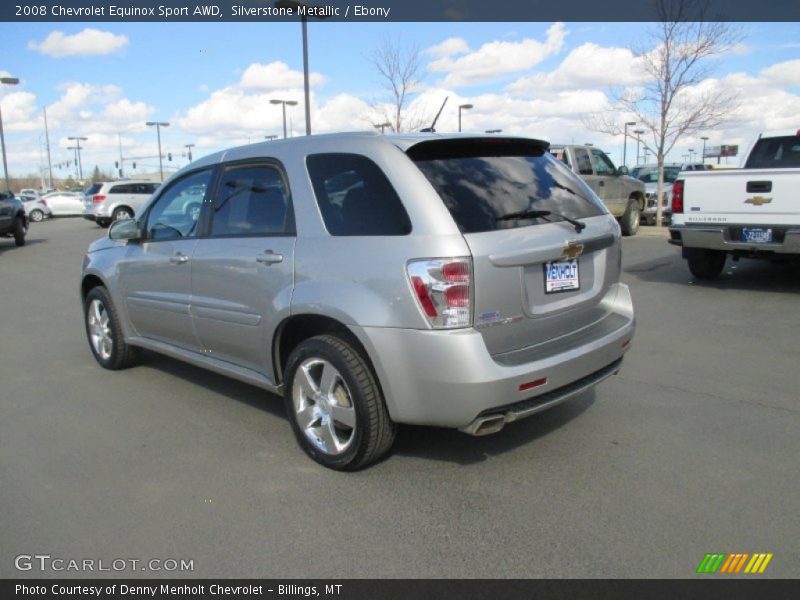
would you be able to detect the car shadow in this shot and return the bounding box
[137,350,596,467]
[0,238,48,254]
[624,252,800,294]
[391,392,596,466]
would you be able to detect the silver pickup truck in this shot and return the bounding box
[549,144,646,236]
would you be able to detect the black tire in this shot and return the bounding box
[84,286,141,370]
[284,334,396,471]
[112,206,134,222]
[620,198,640,236]
[12,216,26,246]
[96,219,111,228]
[29,209,45,223]
[687,250,726,279]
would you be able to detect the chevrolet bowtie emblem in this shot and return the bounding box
[745,196,772,206]
[561,241,584,260]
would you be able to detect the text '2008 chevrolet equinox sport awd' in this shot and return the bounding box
[81,132,635,470]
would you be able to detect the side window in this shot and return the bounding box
[210,164,293,237]
[592,149,616,175]
[145,169,213,241]
[306,153,412,236]
[144,183,159,194]
[574,148,594,175]
[110,184,131,194]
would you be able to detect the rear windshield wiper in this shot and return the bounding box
[496,209,586,233]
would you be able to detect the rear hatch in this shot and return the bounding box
[407,138,622,357]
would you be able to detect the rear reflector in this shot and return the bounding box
[519,377,547,392]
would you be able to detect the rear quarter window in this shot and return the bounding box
[408,139,605,234]
[306,153,412,236]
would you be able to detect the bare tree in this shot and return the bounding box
[586,0,740,225]
[368,37,427,133]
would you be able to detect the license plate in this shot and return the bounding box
[544,260,580,294]
[741,227,772,243]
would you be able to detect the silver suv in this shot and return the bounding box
[83,180,161,227]
[80,133,635,470]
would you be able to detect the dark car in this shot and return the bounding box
[0,191,28,246]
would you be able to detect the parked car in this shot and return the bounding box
[0,191,28,246]
[548,144,645,236]
[40,191,86,217]
[19,188,40,198]
[630,164,684,225]
[81,132,635,470]
[22,196,52,222]
[83,180,160,227]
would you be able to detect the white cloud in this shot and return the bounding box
[427,23,567,88]
[424,38,469,59]
[27,28,128,58]
[239,61,325,91]
[760,59,800,86]
[506,43,648,96]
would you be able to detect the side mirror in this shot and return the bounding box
[617,165,629,176]
[108,218,141,242]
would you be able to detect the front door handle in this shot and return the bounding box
[170,252,189,264]
[256,250,283,265]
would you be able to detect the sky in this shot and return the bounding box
[1,20,799,184]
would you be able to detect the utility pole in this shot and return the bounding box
[67,136,87,180]
[43,107,53,189]
[146,121,169,181]
[184,143,195,163]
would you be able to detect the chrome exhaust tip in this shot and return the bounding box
[459,414,506,436]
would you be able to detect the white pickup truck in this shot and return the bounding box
[668,131,800,278]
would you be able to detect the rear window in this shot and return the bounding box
[745,136,800,169]
[85,183,102,196]
[306,153,412,236]
[408,139,605,234]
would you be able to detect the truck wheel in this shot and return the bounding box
[12,216,27,246]
[284,334,396,471]
[620,199,640,236]
[687,250,726,279]
[84,286,141,370]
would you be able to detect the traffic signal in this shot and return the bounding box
[132,162,136,169]
[167,153,172,161]
[114,161,119,168]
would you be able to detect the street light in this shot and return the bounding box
[0,76,19,193]
[623,121,636,168]
[458,103,473,132]
[275,0,331,136]
[146,121,170,182]
[700,136,709,164]
[67,136,88,180]
[373,122,391,134]
[485,129,502,134]
[270,99,298,139]
[633,129,644,165]
[184,143,195,163]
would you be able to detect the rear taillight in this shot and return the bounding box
[39,199,47,207]
[92,194,106,203]
[672,180,684,213]
[407,258,472,329]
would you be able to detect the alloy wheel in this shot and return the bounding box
[87,299,113,360]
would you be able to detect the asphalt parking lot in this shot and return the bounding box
[1,218,798,579]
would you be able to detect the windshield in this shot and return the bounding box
[408,139,605,234]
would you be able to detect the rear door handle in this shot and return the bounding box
[170,252,189,264]
[256,250,283,265]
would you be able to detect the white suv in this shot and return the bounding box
[83,180,160,227]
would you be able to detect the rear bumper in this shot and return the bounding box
[82,213,97,222]
[669,224,800,255]
[352,283,635,429]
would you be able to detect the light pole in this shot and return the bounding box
[146,121,169,182]
[270,99,298,139]
[688,149,695,163]
[184,143,195,163]
[67,136,87,180]
[700,136,709,164]
[485,129,502,134]
[633,129,644,165]
[458,103,473,132]
[623,121,636,168]
[0,76,19,193]
[275,1,330,136]
[374,122,391,134]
